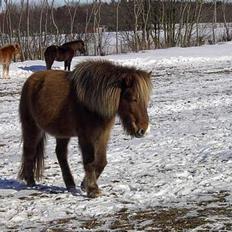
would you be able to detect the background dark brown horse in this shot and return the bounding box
[18,60,152,198]
[62,40,86,54]
[44,40,85,71]
[0,43,20,79]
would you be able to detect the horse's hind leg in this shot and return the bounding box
[64,61,68,71]
[55,138,76,190]
[19,123,44,186]
[67,59,72,71]
[64,60,71,71]
[47,59,54,70]
[45,57,54,70]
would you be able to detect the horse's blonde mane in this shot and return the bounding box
[70,60,152,118]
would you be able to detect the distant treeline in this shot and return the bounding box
[0,0,231,60]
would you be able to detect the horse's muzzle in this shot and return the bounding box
[135,124,151,138]
[135,128,146,138]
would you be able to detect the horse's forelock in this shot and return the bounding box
[133,71,152,105]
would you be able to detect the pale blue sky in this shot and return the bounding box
[0,0,109,7]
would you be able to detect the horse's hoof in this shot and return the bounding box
[80,181,86,192]
[26,180,35,187]
[67,186,76,193]
[87,189,102,198]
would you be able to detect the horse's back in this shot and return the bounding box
[0,45,15,63]
[44,46,58,69]
[20,70,74,134]
[44,45,74,62]
[56,46,74,61]
[44,45,57,58]
[22,70,70,104]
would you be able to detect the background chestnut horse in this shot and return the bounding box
[18,60,152,198]
[0,43,20,79]
[44,40,86,71]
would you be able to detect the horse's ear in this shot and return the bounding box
[15,43,20,49]
[148,71,152,76]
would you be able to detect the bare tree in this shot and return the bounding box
[115,0,120,54]
[141,0,151,50]
[161,0,177,48]
[182,1,191,47]
[39,0,47,59]
[4,0,13,44]
[221,0,230,41]
[92,0,102,55]
[195,0,203,46]
[186,1,202,47]
[84,0,96,54]
[17,0,25,61]
[176,0,189,46]
[212,0,217,44]
[64,0,80,39]
[26,0,32,59]
[133,0,143,52]
[43,0,49,47]
[50,0,59,43]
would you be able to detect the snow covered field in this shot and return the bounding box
[0,42,232,231]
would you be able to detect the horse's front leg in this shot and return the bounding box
[64,61,68,71]
[79,138,100,198]
[95,135,109,180]
[2,64,6,79]
[64,59,72,71]
[95,121,114,180]
[67,59,72,71]
[6,63,10,79]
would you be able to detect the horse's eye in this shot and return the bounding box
[132,98,137,102]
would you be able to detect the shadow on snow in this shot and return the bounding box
[0,178,82,196]
[18,65,46,72]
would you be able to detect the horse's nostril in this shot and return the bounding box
[138,128,145,136]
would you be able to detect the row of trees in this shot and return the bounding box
[0,0,232,60]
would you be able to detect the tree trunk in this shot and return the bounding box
[116,1,120,54]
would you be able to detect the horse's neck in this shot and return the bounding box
[68,44,78,51]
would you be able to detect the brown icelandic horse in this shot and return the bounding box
[44,40,86,71]
[0,43,20,79]
[18,60,152,198]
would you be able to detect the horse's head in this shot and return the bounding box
[118,71,152,138]
[14,43,21,58]
[77,40,86,54]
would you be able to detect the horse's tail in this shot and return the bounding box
[44,46,57,70]
[33,134,46,181]
[44,48,51,70]
[18,135,46,181]
[18,77,46,182]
